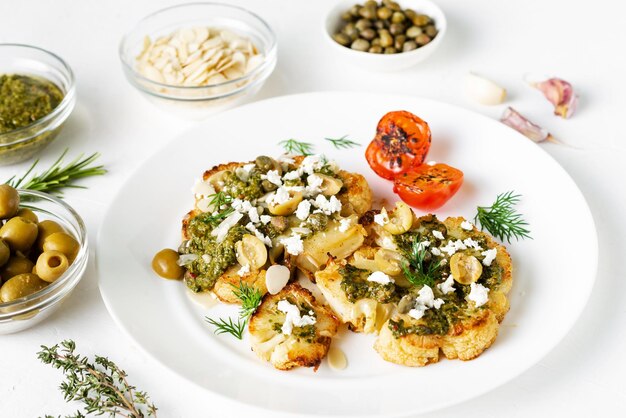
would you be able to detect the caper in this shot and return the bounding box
[16,208,38,223]
[36,220,65,251]
[368,45,383,54]
[359,5,376,19]
[387,1,401,11]
[343,22,358,39]
[425,25,438,37]
[307,213,329,232]
[152,249,184,280]
[384,46,397,54]
[394,35,406,50]
[42,232,80,262]
[351,38,370,52]
[404,9,417,20]
[371,37,381,46]
[349,4,361,17]
[341,11,352,21]
[261,179,278,192]
[415,34,432,46]
[270,216,289,232]
[391,11,405,23]
[389,22,405,36]
[379,30,393,47]
[255,155,276,173]
[360,28,377,41]
[364,0,377,8]
[333,33,351,47]
[406,25,423,38]
[0,238,9,267]
[374,20,386,30]
[402,41,418,52]
[377,6,392,20]
[2,255,34,281]
[355,18,372,31]
[0,217,38,253]
[0,184,19,219]
[412,14,431,26]
[0,273,48,303]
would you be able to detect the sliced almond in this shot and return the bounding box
[265,265,290,295]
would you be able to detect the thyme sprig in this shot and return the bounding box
[205,281,263,339]
[401,238,443,288]
[474,191,531,243]
[37,340,157,418]
[6,149,106,197]
[324,135,360,150]
[279,139,314,156]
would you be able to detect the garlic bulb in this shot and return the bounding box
[465,73,507,105]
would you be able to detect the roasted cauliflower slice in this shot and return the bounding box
[212,265,268,304]
[249,283,339,370]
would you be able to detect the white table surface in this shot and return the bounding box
[1,0,625,417]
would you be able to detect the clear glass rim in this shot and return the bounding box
[0,190,88,316]
[119,2,277,93]
[0,43,76,145]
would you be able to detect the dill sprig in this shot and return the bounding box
[204,192,234,225]
[324,135,360,150]
[401,238,443,288]
[474,191,531,243]
[205,281,263,339]
[6,149,106,197]
[279,139,314,156]
[37,340,157,418]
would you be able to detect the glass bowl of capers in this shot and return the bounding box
[324,0,447,71]
[0,186,88,334]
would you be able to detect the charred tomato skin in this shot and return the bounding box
[393,163,464,211]
[365,111,432,180]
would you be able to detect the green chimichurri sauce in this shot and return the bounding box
[339,264,401,304]
[0,74,64,134]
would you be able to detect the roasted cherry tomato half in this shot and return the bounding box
[393,163,464,211]
[365,111,432,180]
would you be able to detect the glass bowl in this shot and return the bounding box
[0,190,88,334]
[119,2,277,119]
[0,44,76,165]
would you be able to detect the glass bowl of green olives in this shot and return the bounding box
[324,0,447,71]
[0,186,87,334]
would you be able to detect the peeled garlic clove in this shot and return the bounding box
[465,73,507,105]
[530,77,578,119]
[500,107,555,143]
[265,264,290,295]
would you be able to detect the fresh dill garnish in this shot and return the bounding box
[6,149,106,197]
[205,281,263,339]
[474,191,531,243]
[324,135,360,150]
[37,340,158,418]
[204,192,234,225]
[205,317,246,340]
[401,238,443,288]
[279,139,314,156]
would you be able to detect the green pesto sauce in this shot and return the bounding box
[222,170,264,200]
[339,264,400,304]
[0,74,64,134]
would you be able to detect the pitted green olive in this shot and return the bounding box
[42,232,80,262]
[0,184,19,219]
[0,217,38,252]
[0,273,48,302]
[2,255,35,280]
[36,250,70,283]
[16,208,38,223]
[36,220,65,251]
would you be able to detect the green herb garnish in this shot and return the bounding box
[203,192,234,225]
[205,281,263,340]
[279,139,314,156]
[205,317,246,340]
[37,340,157,418]
[324,135,360,150]
[401,238,443,288]
[6,149,106,197]
[474,191,531,243]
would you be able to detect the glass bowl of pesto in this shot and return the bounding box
[0,190,88,334]
[119,2,277,119]
[0,44,76,166]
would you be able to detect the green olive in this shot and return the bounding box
[0,273,48,302]
[0,217,38,252]
[351,38,370,52]
[42,232,80,262]
[36,250,69,283]
[261,179,278,192]
[152,249,183,280]
[0,184,19,219]
[16,208,38,223]
[2,255,35,281]
[36,220,65,251]
[0,238,9,267]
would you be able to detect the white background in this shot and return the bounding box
[1,0,625,417]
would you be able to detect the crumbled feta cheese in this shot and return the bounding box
[277,300,316,335]
[481,248,498,266]
[439,239,468,256]
[415,285,444,309]
[416,240,431,251]
[248,207,260,224]
[262,169,283,187]
[374,210,389,226]
[467,283,490,307]
[408,306,426,320]
[260,215,271,224]
[437,275,455,294]
[267,187,291,206]
[430,247,442,256]
[338,218,352,232]
[313,194,342,215]
[300,155,323,175]
[281,234,304,256]
[237,264,250,277]
[211,212,243,242]
[201,254,212,264]
[191,179,215,198]
[461,220,474,231]
[367,271,394,284]
[380,236,397,250]
[278,155,295,165]
[463,237,482,250]
[307,174,323,189]
[235,163,256,181]
[295,200,311,221]
[283,170,300,181]
[432,230,445,240]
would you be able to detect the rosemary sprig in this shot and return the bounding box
[6,149,106,197]
[279,139,314,156]
[324,135,360,150]
[37,340,157,418]
[474,191,531,243]
[205,281,263,339]
[401,238,443,288]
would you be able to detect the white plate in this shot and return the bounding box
[98,92,597,417]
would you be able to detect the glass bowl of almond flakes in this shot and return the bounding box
[119,2,277,119]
